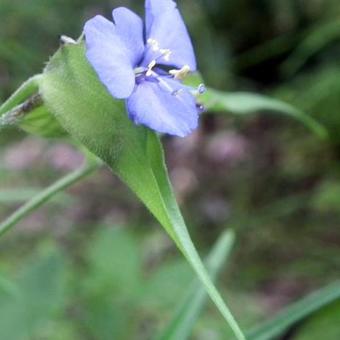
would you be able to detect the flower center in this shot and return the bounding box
[133,39,205,101]
[143,39,191,83]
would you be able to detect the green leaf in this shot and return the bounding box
[247,281,340,340]
[40,42,245,340]
[185,73,327,138]
[0,276,19,298]
[0,251,66,339]
[0,74,66,137]
[157,230,235,340]
[201,89,328,139]
[86,227,142,296]
[295,301,340,340]
[82,227,142,340]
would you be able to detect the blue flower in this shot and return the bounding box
[84,0,205,137]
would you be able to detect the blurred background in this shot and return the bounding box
[1,0,340,339]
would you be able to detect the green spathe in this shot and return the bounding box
[40,42,245,340]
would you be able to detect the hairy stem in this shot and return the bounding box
[0,160,100,237]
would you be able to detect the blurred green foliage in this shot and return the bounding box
[296,301,340,340]
[1,0,340,338]
[0,227,244,339]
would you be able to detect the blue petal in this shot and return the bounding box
[84,15,135,99]
[112,7,145,67]
[145,0,176,36]
[126,77,199,137]
[143,0,197,71]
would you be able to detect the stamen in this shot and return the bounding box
[157,75,176,93]
[147,38,172,61]
[169,65,191,80]
[172,89,184,96]
[134,67,145,75]
[160,49,172,61]
[179,83,206,97]
[147,38,160,51]
[147,70,179,95]
[146,60,157,76]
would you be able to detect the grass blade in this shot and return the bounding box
[157,230,235,340]
[247,281,340,340]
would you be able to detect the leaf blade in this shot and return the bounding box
[202,89,328,139]
[247,281,340,340]
[157,230,235,340]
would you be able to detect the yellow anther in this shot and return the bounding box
[169,65,191,80]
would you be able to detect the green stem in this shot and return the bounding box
[0,160,100,237]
